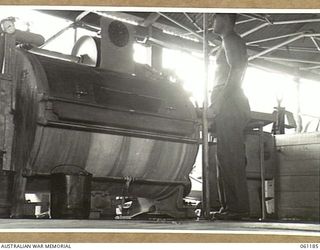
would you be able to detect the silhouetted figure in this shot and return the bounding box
[208,13,251,220]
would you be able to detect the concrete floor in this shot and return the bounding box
[0,218,319,236]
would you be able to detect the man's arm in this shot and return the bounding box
[223,33,248,90]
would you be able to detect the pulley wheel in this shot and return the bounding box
[71,35,101,67]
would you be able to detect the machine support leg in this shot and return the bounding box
[259,123,266,220]
[201,13,211,219]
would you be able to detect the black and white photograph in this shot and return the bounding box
[0,6,319,240]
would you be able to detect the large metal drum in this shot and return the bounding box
[12,49,199,200]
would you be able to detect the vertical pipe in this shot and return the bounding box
[201,13,211,219]
[259,123,266,220]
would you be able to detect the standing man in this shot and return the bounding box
[208,13,251,220]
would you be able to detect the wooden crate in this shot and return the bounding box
[275,132,320,221]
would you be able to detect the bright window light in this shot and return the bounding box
[300,78,320,117]
[133,43,150,66]
[299,78,320,132]
[163,48,211,105]
[243,67,297,114]
[0,9,72,40]
[44,28,75,54]
[0,9,98,55]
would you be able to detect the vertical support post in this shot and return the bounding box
[294,76,302,133]
[151,45,162,70]
[148,26,162,70]
[273,100,285,135]
[0,32,15,171]
[74,27,78,44]
[278,107,286,134]
[259,123,266,220]
[201,13,211,219]
[0,34,4,170]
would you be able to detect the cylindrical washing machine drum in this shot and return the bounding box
[12,49,199,200]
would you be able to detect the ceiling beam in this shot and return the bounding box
[139,13,161,27]
[158,12,204,41]
[247,44,320,54]
[249,33,320,60]
[183,13,202,31]
[246,31,308,45]
[135,26,204,52]
[241,17,320,38]
[75,11,91,22]
[261,56,320,65]
[310,36,320,51]
[239,13,272,24]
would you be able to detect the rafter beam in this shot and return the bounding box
[241,17,320,38]
[75,11,91,22]
[239,13,272,24]
[248,44,320,54]
[249,33,320,61]
[260,56,320,65]
[247,31,307,45]
[183,13,202,31]
[158,12,203,41]
[310,36,320,51]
